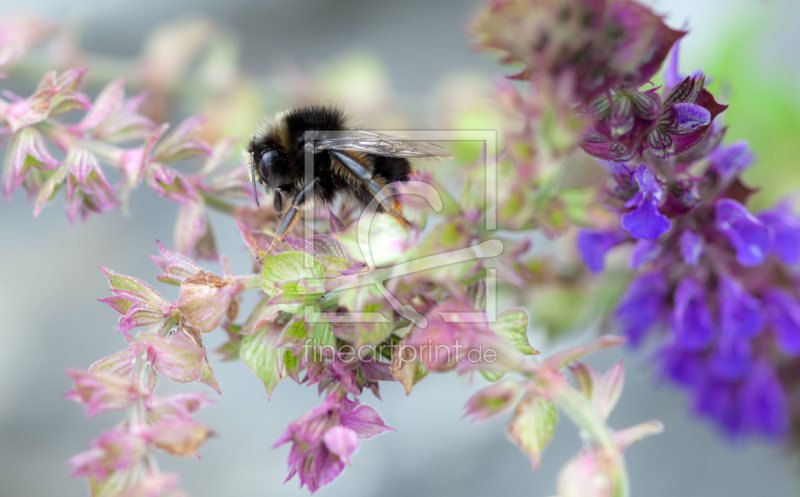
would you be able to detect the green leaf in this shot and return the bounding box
[480,370,506,382]
[316,255,352,277]
[355,302,393,346]
[284,349,301,383]
[100,267,169,308]
[281,318,308,345]
[491,308,539,355]
[260,252,324,298]
[508,393,558,470]
[240,323,284,398]
[307,321,335,350]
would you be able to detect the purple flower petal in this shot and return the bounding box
[621,197,672,240]
[763,289,800,355]
[672,277,714,350]
[693,379,743,435]
[657,344,705,386]
[718,277,764,340]
[629,239,661,269]
[615,271,668,345]
[631,163,662,199]
[715,199,772,266]
[708,142,753,182]
[671,103,711,134]
[758,204,800,265]
[739,363,788,438]
[576,229,627,273]
[679,229,703,266]
[709,337,751,381]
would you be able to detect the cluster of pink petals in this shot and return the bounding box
[407,301,522,373]
[66,331,215,496]
[0,61,251,257]
[275,393,393,493]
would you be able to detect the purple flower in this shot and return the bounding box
[708,141,754,183]
[715,199,772,266]
[672,276,714,350]
[718,277,764,340]
[739,363,789,438]
[763,289,800,355]
[679,229,703,266]
[621,164,671,240]
[275,394,392,493]
[614,271,668,345]
[693,379,743,435]
[629,239,661,269]
[582,89,661,162]
[644,75,727,159]
[709,337,751,381]
[758,202,800,265]
[576,229,627,273]
[657,344,705,386]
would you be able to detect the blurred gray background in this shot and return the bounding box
[1,0,799,496]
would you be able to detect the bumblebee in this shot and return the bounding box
[247,105,452,256]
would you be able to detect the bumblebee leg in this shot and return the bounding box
[260,178,318,262]
[273,186,284,221]
[330,150,409,228]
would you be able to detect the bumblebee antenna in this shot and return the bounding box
[250,152,260,207]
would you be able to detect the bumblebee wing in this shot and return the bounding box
[314,130,453,161]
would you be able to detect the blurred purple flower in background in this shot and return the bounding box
[576,37,800,439]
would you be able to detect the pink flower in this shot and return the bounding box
[275,394,393,493]
[313,353,394,398]
[121,471,187,497]
[148,392,215,421]
[62,147,119,223]
[177,269,245,333]
[65,369,149,416]
[0,68,91,132]
[146,162,198,204]
[90,333,206,386]
[71,79,155,143]
[2,126,58,197]
[151,116,212,163]
[406,301,520,373]
[142,416,213,457]
[99,267,176,335]
[149,240,203,285]
[67,429,146,487]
